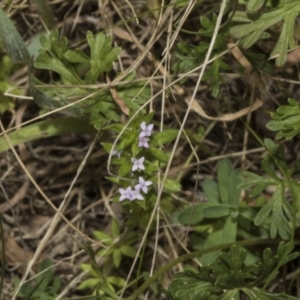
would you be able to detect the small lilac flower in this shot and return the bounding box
[139,122,154,138]
[131,157,145,171]
[138,137,150,148]
[133,188,144,200]
[119,187,137,201]
[135,176,152,194]
[111,149,122,159]
[119,187,129,201]
[126,187,136,201]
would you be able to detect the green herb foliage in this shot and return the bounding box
[14,259,61,300]
[167,242,299,300]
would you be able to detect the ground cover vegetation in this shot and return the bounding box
[1,0,300,299]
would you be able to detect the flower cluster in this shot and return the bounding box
[138,122,153,149]
[119,122,154,202]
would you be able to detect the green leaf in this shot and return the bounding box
[34,31,83,84]
[247,0,266,13]
[152,129,179,145]
[111,218,120,238]
[169,271,221,300]
[107,276,126,288]
[228,169,243,207]
[267,98,300,139]
[201,216,237,266]
[116,73,151,113]
[113,249,122,268]
[254,185,292,239]
[230,2,300,66]
[202,204,231,218]
[147,147,169,163]
[202,58,229,97]
[120,245,136,258]
[29,76,83,115]
[261,159,280,181]
[201,179,220,203]
[163,178,181,192]
[176,202,213,225]
[168,242,299,299]
[36,259,54,292]
[77,278,100,290]
[264,138,277,154]
[0,7,30,62]
[238,170,278,197]
[217,159,233,204]
[64,49,90,63]
[85,31,121,83]
[0,117,96,154]
[101,143,114,153]
[118,161,132,177]
[93,231,113,245]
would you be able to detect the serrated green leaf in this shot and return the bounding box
[85,31,121,83]
[169,271,220,300]
[230,2,300,66]
[255,185,292,239]
[267,100,300,139]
